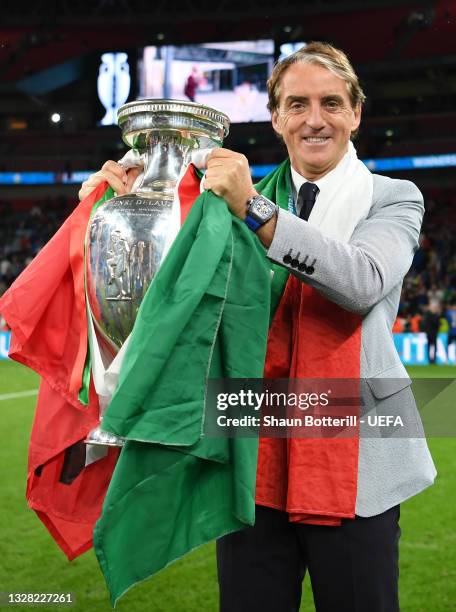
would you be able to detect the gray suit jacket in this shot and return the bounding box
[266,173,437,517]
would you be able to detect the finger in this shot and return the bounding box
[203,177,214,192]
[206,157,243,173]
[78,185,92,201]
[202,177,225,196]
[204,167,224,179]
[204,167,230,184]
[125,166,143,192]
[207,147,239,160]
[80,171,127,200]
[205,162,244,181]
[101,160,128,183]
[206,158,226,169]
[100,170,128,195]
[78,173,103,201]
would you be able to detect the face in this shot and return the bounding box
[271,62,361,180]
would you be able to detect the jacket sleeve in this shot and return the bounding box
[266,176,424,315]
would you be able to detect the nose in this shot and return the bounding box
[306,102,326,130]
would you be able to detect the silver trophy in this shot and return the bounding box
[84,99,230,446]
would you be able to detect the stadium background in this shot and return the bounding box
[0,1,455,610]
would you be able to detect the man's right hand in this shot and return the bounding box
[78,160,143,201]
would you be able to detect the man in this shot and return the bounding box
[445,300,456,361]
[422,303,441,364]
[80,42,436,612]
[184,66,200,102]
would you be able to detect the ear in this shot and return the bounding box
[271,110,283,137]
[351,103,362,132]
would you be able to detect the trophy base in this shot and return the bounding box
[84,425,126,447]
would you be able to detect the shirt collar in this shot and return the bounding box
[290,165,325,200]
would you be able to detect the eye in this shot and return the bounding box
[324,99,341,110]
[289,101,306,112]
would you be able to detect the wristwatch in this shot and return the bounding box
[245,194,277,232]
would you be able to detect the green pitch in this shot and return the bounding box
[0,361,455,611]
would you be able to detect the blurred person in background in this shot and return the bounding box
[184,66,201,102]
[427,282,444,309]
[392,313,406,333]
[421,303,441,364]
[409,309,423,333]
[445,300,456,358]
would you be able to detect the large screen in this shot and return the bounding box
[138,40,275,123]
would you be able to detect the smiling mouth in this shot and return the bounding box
[303,137,330,144]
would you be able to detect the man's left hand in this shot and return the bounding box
[203,148,257,219]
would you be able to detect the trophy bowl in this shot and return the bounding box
[84,99,230,446]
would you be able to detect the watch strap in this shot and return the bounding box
[245,214,262,231]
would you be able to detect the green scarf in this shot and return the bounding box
[255,158,292,317]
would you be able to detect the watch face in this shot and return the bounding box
[252,197,274,220]
[255,200,273,215]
